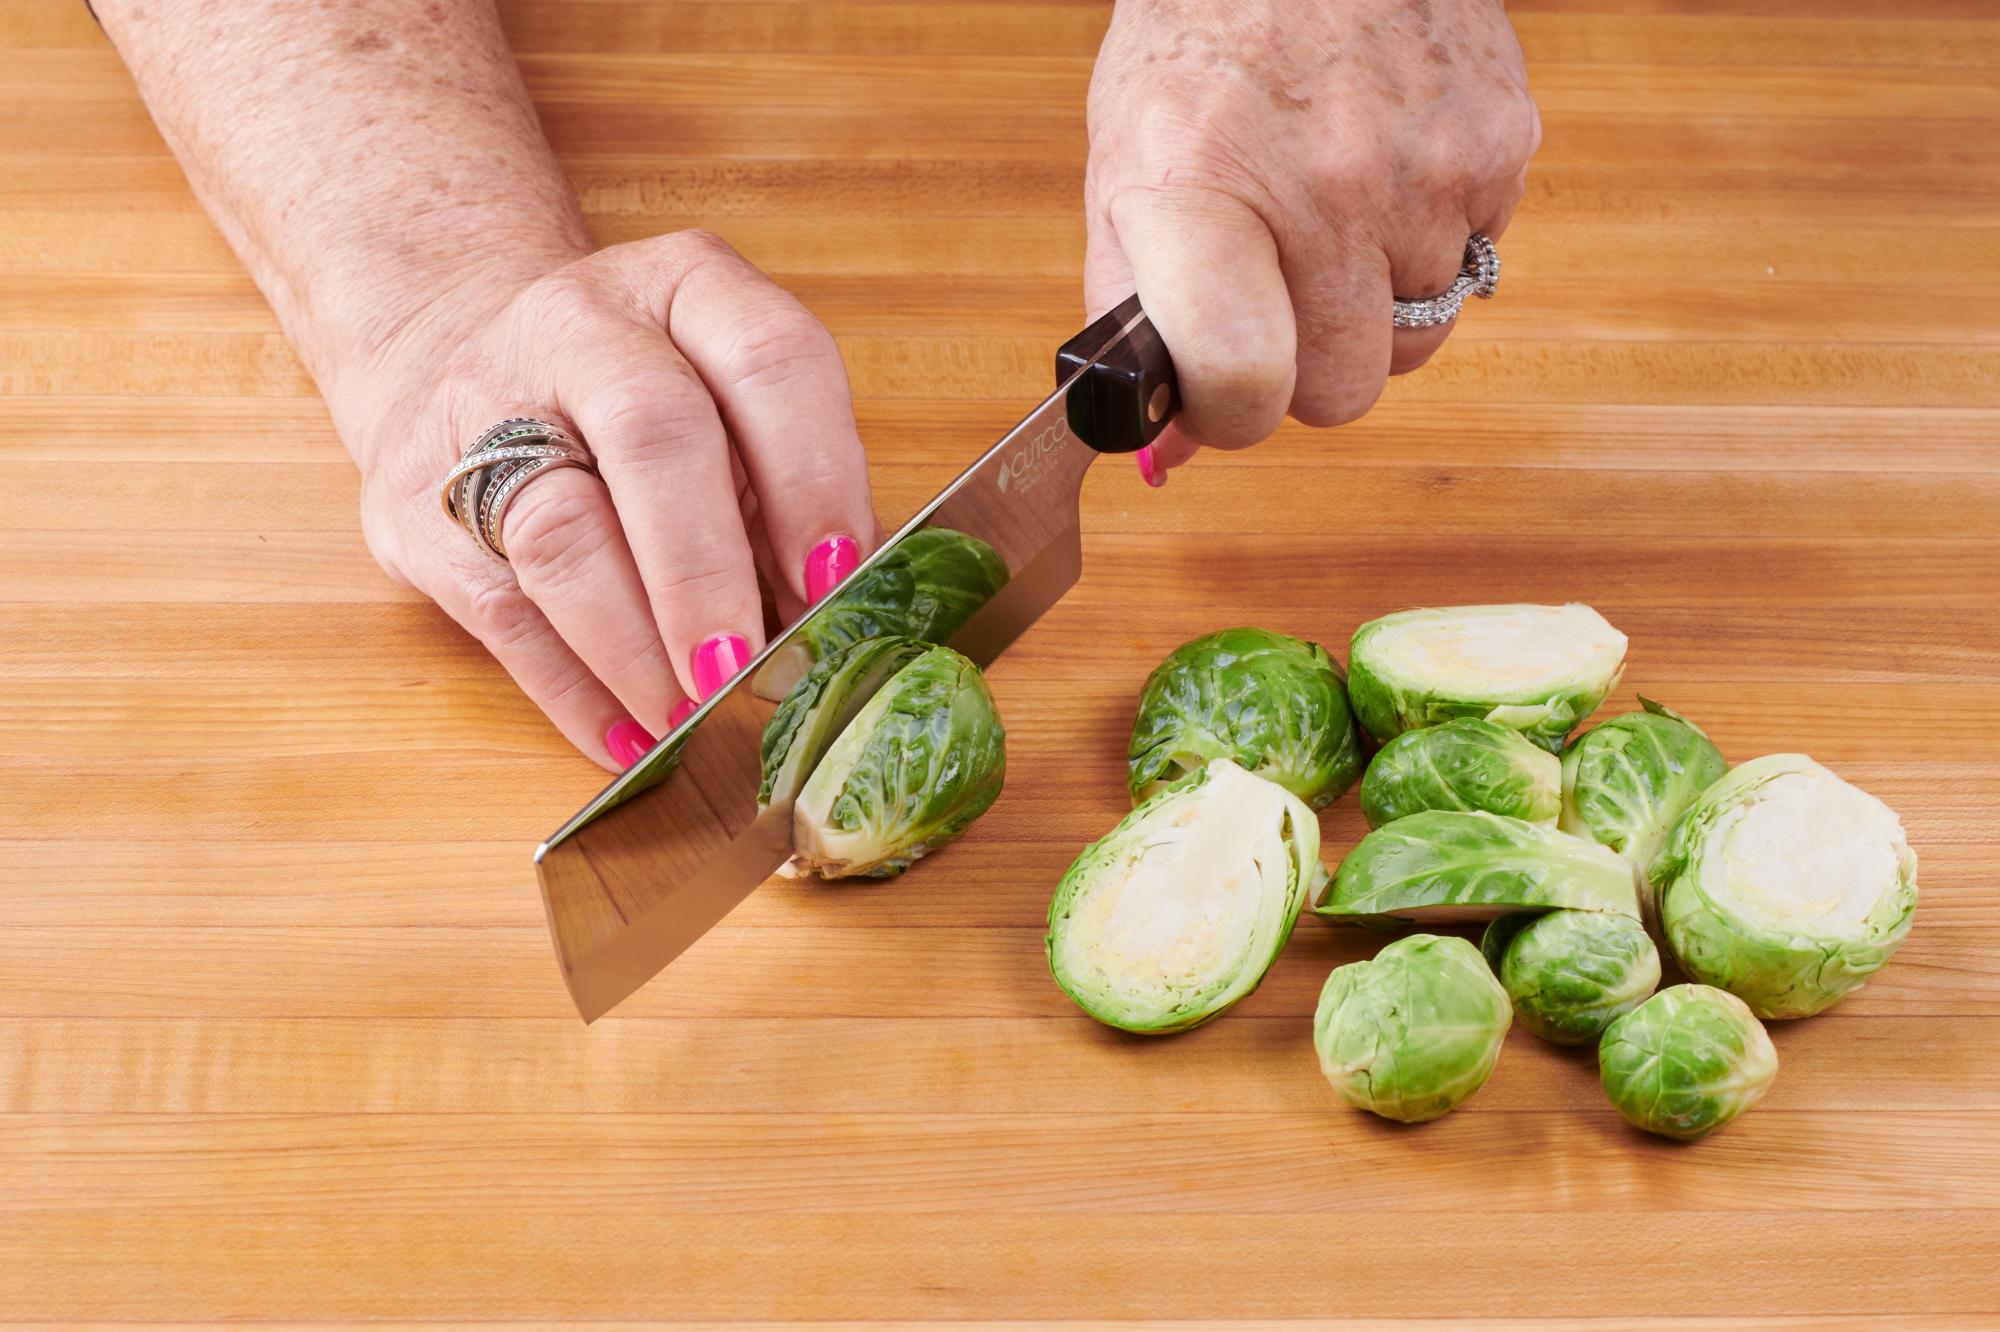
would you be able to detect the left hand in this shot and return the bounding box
[1084,0,1541,482]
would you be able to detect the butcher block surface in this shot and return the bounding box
[3,0,1998,1323]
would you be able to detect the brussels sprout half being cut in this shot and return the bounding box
[1360,717,1562,829]
[789,644,1006,880]
[752,528,1010,701]
[1654,753,1917,1019]
[1347,603,1628,753]
[1491,909,1660,1045]
[1313,933,1513,1123]
[1314,810,1639,925]
[1127,626,1364,810]
[1047,759,1322,1034]
[1599,984,1777,1140]
[759,636,929,808]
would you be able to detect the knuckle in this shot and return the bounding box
[592,379,721,466]
[717,312,841,392]
[462,577,544,654]
[504,483,613,588]
[670,228,740,265]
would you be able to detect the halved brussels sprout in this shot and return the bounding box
[1492,909,1660,1044]
[1127,626,1364,810]
[759,636,928,808]
[1599,984,1777,1140]
[1360,717,1561,828]
[789,644,1006,879]
[1654,753,1917,1019]
[752,528,1009,701]
[1347,603,1628,753]
[1313,811,1639,925]
[1047,758,1321,1034]
[1560,698,1728,930]
[1313,933,1512,1123]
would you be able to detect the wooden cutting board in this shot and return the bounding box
[2,0,1996,1322]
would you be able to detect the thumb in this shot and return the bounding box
[1106,184,1297,449]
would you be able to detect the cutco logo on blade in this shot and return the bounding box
[994,419,1070,496]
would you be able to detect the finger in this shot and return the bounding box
[1387,224,1480,378]
[1087,198,1191,488]
[1281,220,1395,427]
[664,235,879,607]
[1107,184,1297,449]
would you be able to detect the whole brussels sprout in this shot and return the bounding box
[789,644,1005,879]
[1493,909,1660,1044]
[1047,758,1321,1034]
[1347,603,1628,753]
[752,527,1009,701]
[1654,753,1917,1019]
[1599,984,1777,1140]
[1313,933,1512,1123]
[1360,718,1562,828]
[1560,698,1728,930]
[759,636,929,808]
[1314,811,1639,925]
[1127,627,1364,810]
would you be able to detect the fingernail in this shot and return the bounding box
[1136,445,1166,489]
[805,534,860,605]
[669,699,697,728]
[691,633,751,699]
[605,718,656,769]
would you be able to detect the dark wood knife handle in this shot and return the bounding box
[1055,294,1179,455]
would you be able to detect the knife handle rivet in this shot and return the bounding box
[1146,383,1173,424]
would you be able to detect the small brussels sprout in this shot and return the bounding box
[789,644,1005,879]
[1347,603,1628,753]
[1127,627,1364,810]
[752,528,1009,700]
[1654,754,1917,1019]
[1494,909,1660,1044]
[1313,933,1512,1123]
[1560,698,1728,930]
[1360,718,1561,828]
[1479,911,1536,973]
[1313,811,1639,925]
[1599,984,1777,1140]
[759,636,929,808]
[1047,759,1321,1034]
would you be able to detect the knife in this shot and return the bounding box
[534,294,1179,1022]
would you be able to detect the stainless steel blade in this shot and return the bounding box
[534,313,1141,1022]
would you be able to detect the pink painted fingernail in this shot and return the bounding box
[805,534,860,605]
[1136,445,1166,489]
[605,718,656,769]
[668,699,697,728]
[691,633,751,699]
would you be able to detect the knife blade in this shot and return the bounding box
[533,294,1179,1022]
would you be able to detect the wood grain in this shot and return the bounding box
[2,0,1997,1323]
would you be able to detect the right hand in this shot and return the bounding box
[350,231,881,772]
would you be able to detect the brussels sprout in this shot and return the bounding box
[1494,909,1660,1044]
[1654,753,1917,1019]
[1313,933,1512,1123]
[1560,698,1728,929]
[1313,811,1639,925]
[1479,911,1536,973]
[759,636,929,808]
[789,644,1006,879]
[1047,758,1322,1034]
[1127,627,1364,810]
[1360,718,1561,828]
[752,528,1009,700]
[1599,984,1777,1140]
[1347,603,1628,753]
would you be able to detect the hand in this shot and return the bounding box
[1083,0,1541,481]
[350,232,880,771]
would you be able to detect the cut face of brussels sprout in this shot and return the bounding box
[1655,754,1917,1019]
[1560,699,1728,930]
[1047,759,1321,1034]
[759,636,929,808]
[1347,603,1628,752]
[1313,933,1512,1123]
[790,644,1006,879]
[1314,811,1639,925]
[1497,909,1660,1044]
[752,528,1010,701]
[1599,984,1777,1140]
[1127,626,1364,810]
[1360,717,1562,828]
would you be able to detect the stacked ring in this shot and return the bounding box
[1391,233,1502,329]
[438,417,597,563]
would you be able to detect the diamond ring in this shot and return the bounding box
[438,417,598,563]
[1392,233,1501,329]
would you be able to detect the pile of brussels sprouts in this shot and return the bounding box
[1045,604,1919,1142]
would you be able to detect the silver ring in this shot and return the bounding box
[1392,233,1501,329]
[438,417,597,563]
